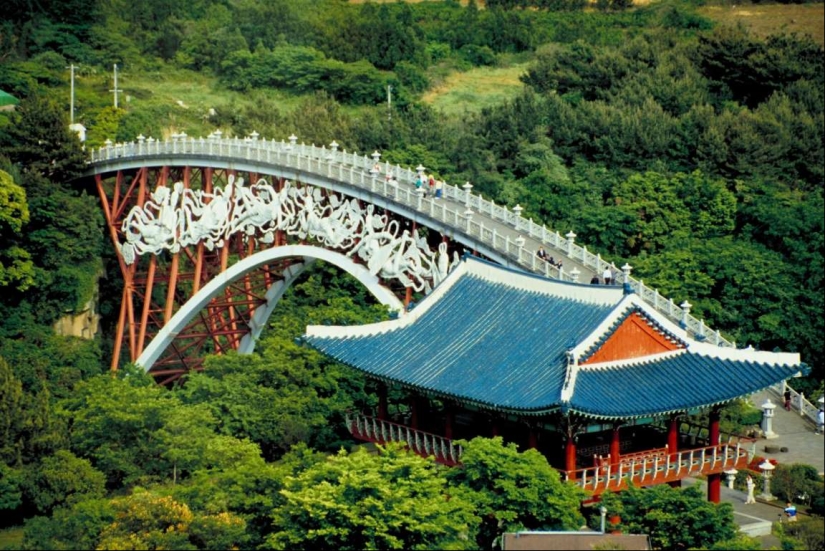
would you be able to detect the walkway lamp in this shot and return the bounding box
[288,134,298,149]
[463,181,473,207]
[329,140,339,153]
[621,263,633,294]
[512,204,523,219]
[566,231,576,255]
[600,506,608,534]
[249,131,259,141]
[570,267,580,283]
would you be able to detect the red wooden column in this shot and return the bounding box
[528,424,538,450]
[668,414,680,455]
[565,437,577,480]
[410,395,419,430]
[444,405,455,440]
[377,382,388,421]
[410,395,428,431]
[610,423,621,466]
[707,408,722,503]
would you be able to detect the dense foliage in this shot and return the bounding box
[0,0,823,549]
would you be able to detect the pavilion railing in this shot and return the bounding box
[344,412,462,466]
[567,441,750,494]
[89,135,732,347]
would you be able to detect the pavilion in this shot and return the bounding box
[303,255,805,501]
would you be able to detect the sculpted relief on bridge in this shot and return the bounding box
[120,176,459,293]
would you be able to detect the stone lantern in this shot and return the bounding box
[761,399,777,439]
[758,460,776,501]
[724,468,738,489]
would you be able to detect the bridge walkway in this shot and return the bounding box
[86,136,734,346]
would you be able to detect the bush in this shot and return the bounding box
[458,44,496,66]
[770,463,823,506]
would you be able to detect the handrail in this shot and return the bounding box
[88,135,733,348]
[344,412,462,465]
[770,381,819,425]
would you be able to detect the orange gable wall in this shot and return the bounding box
[581,312,682,365]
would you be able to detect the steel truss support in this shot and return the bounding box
[97,166,303,384]
[96,165,462,384]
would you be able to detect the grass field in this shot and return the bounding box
[421,63,529,115]
[697,3,824,46]
[0,527,24,550]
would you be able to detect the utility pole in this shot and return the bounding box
[387,84,392,122]
[110,64,123,108]
[67,64,76,124]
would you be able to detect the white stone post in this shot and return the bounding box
[761,399,777,439]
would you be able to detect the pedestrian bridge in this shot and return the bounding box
[85,134,733,383]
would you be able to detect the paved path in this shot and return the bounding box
[686,387,823,549]
[747,388,823,475]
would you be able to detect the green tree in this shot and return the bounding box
[267,444,479,551]
[0,356,25,465]
[0,462,23,512]
[0,169,34,290]
[96,489,248,551]
[60,374,176,488]
[446,436,585,550]
[21,498,115,551]
[22,449,106,515]
[0,92,86,186]
[599,483,737,550]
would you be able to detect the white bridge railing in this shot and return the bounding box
[88,134,733,347]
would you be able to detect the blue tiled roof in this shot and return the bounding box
[304,270,616,413]
[571,354,803,419]
[304,256,804,419]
